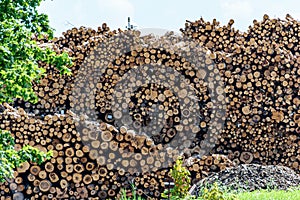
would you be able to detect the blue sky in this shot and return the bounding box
[39,0,300,36]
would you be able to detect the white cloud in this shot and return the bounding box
[220,0,254,19]
[95,0,134,28]
[39,0,300,34]
[260,1,300,20]
[39,0,135,36]
[218,0,255,31]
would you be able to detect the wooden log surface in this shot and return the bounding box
[1,14,300,199]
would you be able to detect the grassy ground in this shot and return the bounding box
[236,189,300,200]
[120,186,300,200]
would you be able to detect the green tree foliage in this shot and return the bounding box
[162,156,192,199]
[0,0,72,103]
[0,0,72,182]
[0,129,52,182]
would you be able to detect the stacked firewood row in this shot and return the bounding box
[186,154,234,184]
[14,24,118,116]
[0,14,299,199]
[70,30,226,158]
[182,14,300,171]
[0,104,233,199]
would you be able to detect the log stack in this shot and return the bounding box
[182,14,300,171]
[0,104,231,199]
[14,24,117,116]
[186,154,235,185]
[0,14,299,199]
[70,29,225,157]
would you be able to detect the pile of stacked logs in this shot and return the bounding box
[182,14,300,169]
[14,24,117,116]
[0,14,299,199]
[0,104,232,199]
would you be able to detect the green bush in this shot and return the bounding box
[161,156,239,200]
[0,129,52,182]
[162,156,192,199]
[199,183,239,200]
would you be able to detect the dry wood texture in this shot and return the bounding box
[14,24,116,116]
[181,14,299,171]
[0,14,299,199]
[0,104,230,199]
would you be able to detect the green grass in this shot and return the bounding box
[236,189,300,200]
[119,184,143,200]
[119,184,300,200]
